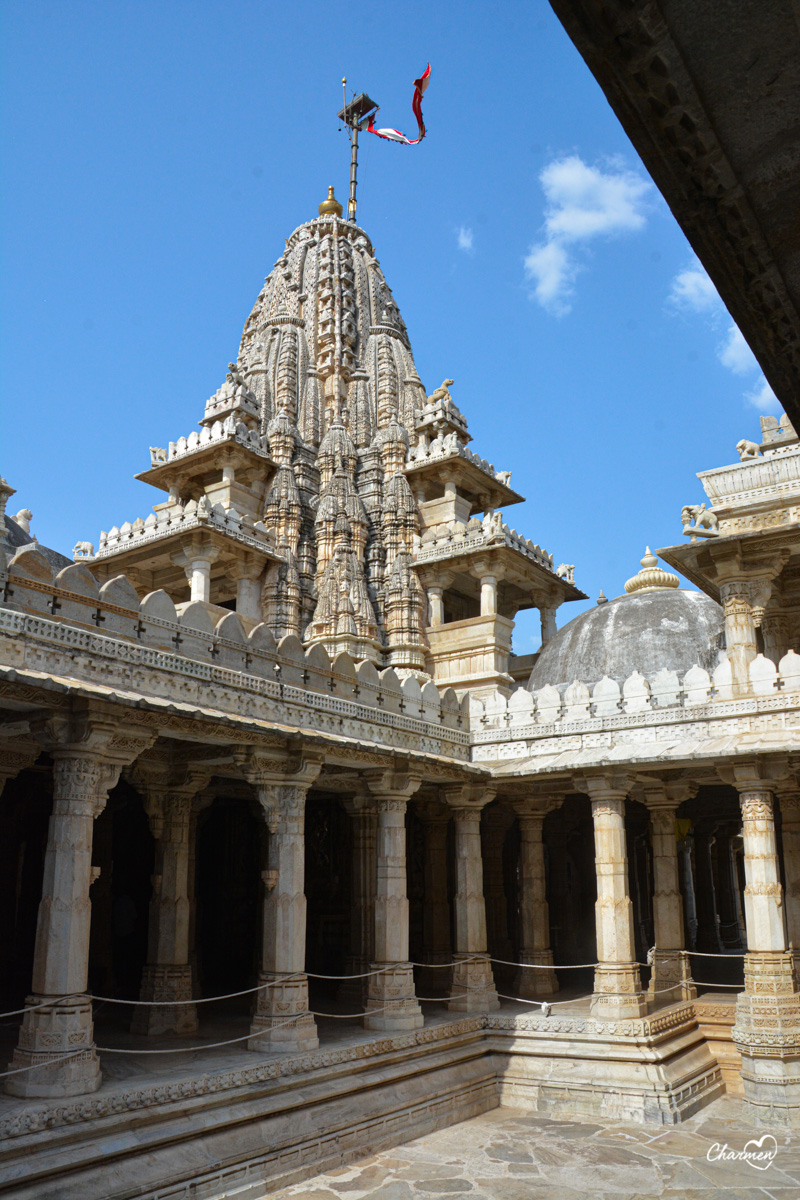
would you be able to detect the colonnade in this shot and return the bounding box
[5,735,800,1117]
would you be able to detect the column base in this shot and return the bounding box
[131,964,197,1036]
[516,951,559,999]
[364,963,424,1031]
[5,996,100,1098]
[648,950,696,1004]
[733,951,800,1125]
[248,974,318,1053]
[448,954,500,1013]
[590,964,648,1020]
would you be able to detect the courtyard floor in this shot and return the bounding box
[268,1099,800,1200]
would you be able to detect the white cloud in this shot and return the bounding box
[669,264,720,314]
[718,323,758,375]
[745,377,782,412]
[523,240,577,316]
[668,257,783,413]
[525,155,651,315]
[457,225,473,252]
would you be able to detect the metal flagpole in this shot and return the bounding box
[338,84,379,225]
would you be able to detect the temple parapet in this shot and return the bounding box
[0,543,467,752]
[472,651,800,730]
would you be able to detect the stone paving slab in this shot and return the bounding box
[268,1099,800,1199]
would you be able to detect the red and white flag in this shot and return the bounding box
[367,64,431,145]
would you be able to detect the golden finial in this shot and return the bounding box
[319,185,343,218]
[624,546,680,594]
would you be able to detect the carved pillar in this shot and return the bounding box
[718,579,770,693]
[642,784,695,1002]
[538,605,558,646]
[233,562,264,624]
[364,771,424,1031]
[779,793,800,980]
[131,769,209,1036]
[427,586,444,628]
[580,774,646,1019]
[445,787,499,1012]
[479,574,498,617]
[678,834,698,949]
[6,715,154,1098]
[514,801,558,998]
[715,822,746,950]
[415,802,452,995]
[482,804,514,983]
[762,611,791,666]
[728,768,800,1123]
[694,821,724,953]
[239,753,321,1053]
[340,795,377,1007]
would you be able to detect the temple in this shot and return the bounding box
[3,183,800,1198]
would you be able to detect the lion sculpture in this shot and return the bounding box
[429,378,454,406]
[736,438,761,461]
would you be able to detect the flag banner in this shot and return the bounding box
[367,64,431,145]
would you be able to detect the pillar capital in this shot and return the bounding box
[512,795,560,822]
[443,783,495,813]
[575,770,635,804]
[363,767,423,804]
[415,797,451,825]
[128,760,211,839]
[234,747,322,827]
[717,757,790,794]
[638,779,697,813]
[0,723,41,792]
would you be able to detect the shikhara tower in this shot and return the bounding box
[84,188,583,691]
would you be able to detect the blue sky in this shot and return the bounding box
[0,0,781,652]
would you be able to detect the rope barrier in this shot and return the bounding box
[0,975,751,1076]
[0,952,750,1023]
[686,949,746,958]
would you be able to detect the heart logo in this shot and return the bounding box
[743,1133,778,1170]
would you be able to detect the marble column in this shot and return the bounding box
[427,586,444,628]
[416,802,452,996]
[364,772,424,1031]
[514,802,558,999]
[131,772,208,1036]
[718,578,770,693]
[445,788,499,1013]
[779,793,800,980]
[729,773,800,1123]
[581,774,647,1020]
[481,804,514,984]
[761,608,791,667]
[245,758,321,1053]
[6,752,121,1097]
[678,834,699,950]
[714,822,746,950]
[694,822,724,953]
[480,574,498,617]
[643,786,695,1003]
[340,795,377,1007]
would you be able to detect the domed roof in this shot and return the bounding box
[527,588,725,693]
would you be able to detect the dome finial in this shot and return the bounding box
[625,546,679,594]
[319,185,343,218]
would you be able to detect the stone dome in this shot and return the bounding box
[527,588,725,692]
